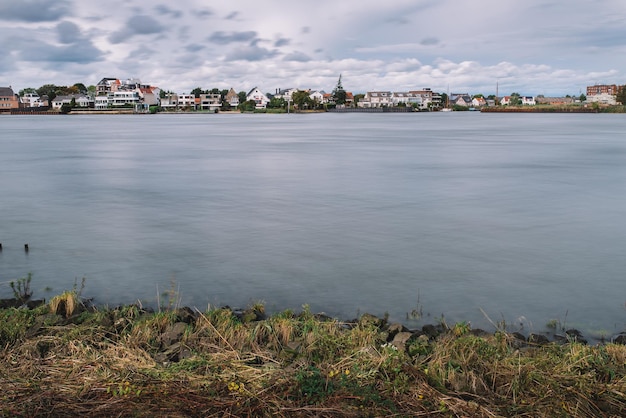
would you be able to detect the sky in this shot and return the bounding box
[1,0,625,97]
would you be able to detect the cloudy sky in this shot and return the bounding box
[1,0,625,96]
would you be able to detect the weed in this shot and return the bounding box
[10,273,33,303]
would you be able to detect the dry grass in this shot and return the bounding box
[1,303,626,417]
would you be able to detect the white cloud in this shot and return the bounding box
[1,0,625,96]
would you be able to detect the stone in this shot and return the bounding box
[391,332,414,351]
[359,313,385,328]
[612,333,626,345]
[160,322,188,347]
[528,333,550,345]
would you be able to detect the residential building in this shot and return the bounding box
[586,92,617,105]
[160,93,179,109]
[246,87,270,109]
[51,94,94,109]
[309,90,326,105]
[0,86,20,111]
[176,93,195,109]
[96,78,120,95]
[586,84,619,96]
[109,91,140,107]
[471,97,487,107]
[391,92,422,107]
[409,88,442,110]
[21,92,48,108]
[199,93,221,111]
[357,91,393,108]
[224,88,240,107]
[521,96,536,105]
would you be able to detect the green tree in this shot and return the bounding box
[191,87,204,98]
[267,96,286,109]
[60,103,72,114]
[292,90,312,109]
[509,92,522,106]
[579,93,587,102]
[73,83,87,94]
[238,91,247,104]
[353,93,365,105]
[70,97,77,108]
[331,75,347,105]
[18,87,36,96]
[616,86,626,105]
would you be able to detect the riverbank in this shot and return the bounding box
[2,292,626,417]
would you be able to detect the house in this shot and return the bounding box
[21,92,48,108]
[357,91,392,108]
[109,91,140,107]
[177,94,196,109]
[199,93,221,111]
[521,96,536,106]
[51,94,94,109]
[160,93,179,109]
[0,86,20,111]
[391,92,422,107]
[409,88,442,110]
[95,95,109,109]
[96,78,120,95]
[500,96,512,105]
[450,93,472,107]
[138,87,159,106]
[471,97,486,107]
[246,87,270,109]
[309,90,326,105]
[224,88,240,107]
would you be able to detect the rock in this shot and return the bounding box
[421,324,443,339]
[359,313,385,328]
[386,323,409,341]
[565,329,587,344]
[528,333,550,345]
[391,332,414,352]
[160,322,188,348]
[174,307,196,324]
[612,333,626,345]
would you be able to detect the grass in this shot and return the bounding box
[1,294,626,417]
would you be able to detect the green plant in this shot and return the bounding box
[10,273,33,303]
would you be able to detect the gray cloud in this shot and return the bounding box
[19,39,104,64]
[57,21,81,44]
[155,5,183,19]
[225,11,239,20]
[185,43,205,52]
[301,26,311,34]
[283,51,312,62]
[226,45,278,61]
[274,38,290,47]
[420,37,439,46]
[208,31,257,45]
[0,0,70,22]
[109,15,166,44]
[193,9,214,19]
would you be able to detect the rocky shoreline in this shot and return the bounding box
[3,293,626,416]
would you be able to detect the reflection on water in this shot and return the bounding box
[2,112,626,338]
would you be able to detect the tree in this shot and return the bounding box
[509,92,522,106]
[73,83,87,94]
[19,87,36,96]
[267,97,286,109]
[616,86,626,105]
[353,93,365,105]
[191,87,204,98]
[292,90,312,109]
[238,91,247,105]
[331,75,347,105]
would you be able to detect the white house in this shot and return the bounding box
[178,94,196,109]
[358,91,393,108]
[21,92,47,107]
[391,92,422,107]
[309,90,326,104]
[246,87,270,109]
[51,94,94,109]
[199,93,221,111]
[521,96,536,105]
[109,91,140,107]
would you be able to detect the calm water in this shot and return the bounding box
[1,112,626,338]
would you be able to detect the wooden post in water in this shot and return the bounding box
[24,244,29,252]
